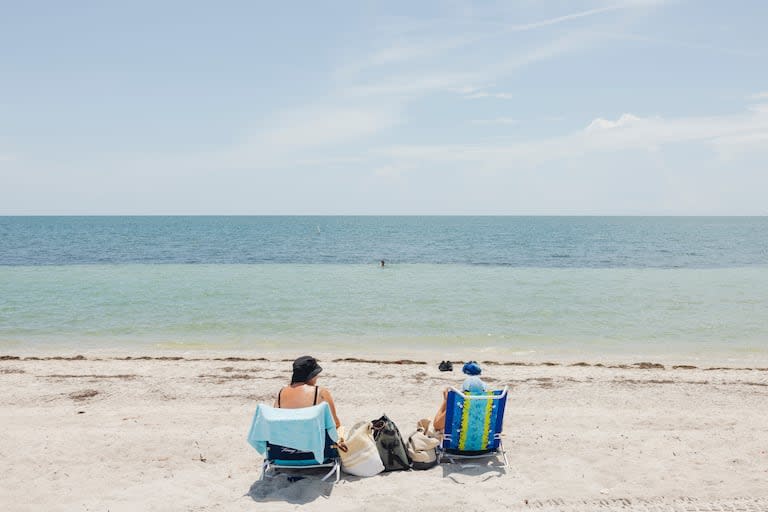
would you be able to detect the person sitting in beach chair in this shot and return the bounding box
[433,361,488,431]
[438,386,509,467]
[247,356,346,482]
[274,355,342,427]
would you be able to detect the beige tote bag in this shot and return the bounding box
[338,421,385,477]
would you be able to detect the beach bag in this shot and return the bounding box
[338,422,385,477]
[371,414,411,471]
[407,429,440,470]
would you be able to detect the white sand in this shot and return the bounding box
[1,352,767,512]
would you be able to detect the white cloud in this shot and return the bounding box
[372,105,768,169]
[585,113,643,131]
[749,91,768,100]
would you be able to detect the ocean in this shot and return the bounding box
[1,216,767,359]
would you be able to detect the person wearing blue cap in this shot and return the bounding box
[460,361,488,394]
[432,361,488,431]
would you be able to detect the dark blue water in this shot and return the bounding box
[0,216,766,268]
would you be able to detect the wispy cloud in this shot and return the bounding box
[339,1,666,101]
[748,91,768,100]
[345,28,606,100]
[585,113,642,132]
[148,104,401,172]
[356,4,637,70]
[503,5,625,33]
[366,35,477,66]
[111,2,680,175]
[372,104,768,170]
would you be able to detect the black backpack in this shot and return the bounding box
[371,415,411,471]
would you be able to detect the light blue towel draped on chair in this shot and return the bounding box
[247,402,338,464]
[248,402,342,483]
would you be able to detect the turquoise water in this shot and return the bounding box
[1,263,766,357]
[1,216,767,357]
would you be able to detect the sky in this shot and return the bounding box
[1,0,767,215]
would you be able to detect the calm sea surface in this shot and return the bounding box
[1,217,766,358]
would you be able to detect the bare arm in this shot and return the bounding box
[319,388,342,429]
[433,387,449,431]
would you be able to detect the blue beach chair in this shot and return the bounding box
[439,386,509,467]
[247,402,341,483]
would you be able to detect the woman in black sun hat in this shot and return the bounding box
[274,355,342,428]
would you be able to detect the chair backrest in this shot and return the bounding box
[247,402,339,464]
[441,387,508,452]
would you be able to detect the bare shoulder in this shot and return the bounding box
[319,387,334,399]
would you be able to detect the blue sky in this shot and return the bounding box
[1,0,767,214]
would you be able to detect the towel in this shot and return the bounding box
[247,402,338,463]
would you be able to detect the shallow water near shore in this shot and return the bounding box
[2,263,767,361]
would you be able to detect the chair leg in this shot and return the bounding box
[500,440,509,468]
[260,461,270,481]
[320,462,338,482]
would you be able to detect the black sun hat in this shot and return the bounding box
[291,355,323,384]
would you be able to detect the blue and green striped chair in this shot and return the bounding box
[439,386,509,467]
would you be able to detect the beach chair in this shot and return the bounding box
[247,402,341,483]
[439,386,509,468]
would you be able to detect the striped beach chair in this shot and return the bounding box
[439,386,509,467]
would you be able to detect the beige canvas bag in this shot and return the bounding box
[406,428,440,469]
[338,421,385,477]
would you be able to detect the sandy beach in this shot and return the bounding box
[1,352,767,512]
